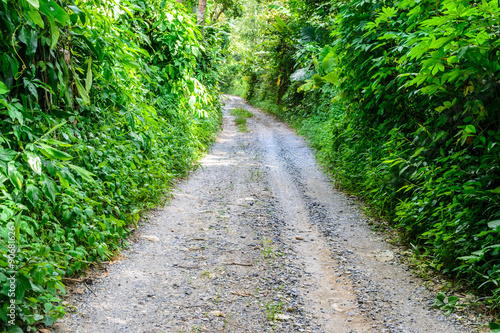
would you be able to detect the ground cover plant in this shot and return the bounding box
[223,0,500,316]
[0,0,229,331]
[230,107,253,131]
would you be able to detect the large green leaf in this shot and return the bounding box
[25,151,42,175]
[14,213,22,241]
[37,143,73,161]
[85,58,93,92]
[41,176,57,203]
[39,0,70,25]
[73,72,90,105]
[27,9,45,29]
[0,82,8,95]
[0,148,18,162]
[7,162,23,191]
[26,184,40,206]
[26,0,39,9]
[68,164,95,182]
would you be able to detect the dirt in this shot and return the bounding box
[54,95,480,333]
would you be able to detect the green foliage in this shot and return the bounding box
[0,0,227,330]
[226,0,500,311]
[431,292,459,315]
[230,107,253,132]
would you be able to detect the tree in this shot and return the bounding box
[197,0,207,25]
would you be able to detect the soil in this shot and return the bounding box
[54,95,480,333]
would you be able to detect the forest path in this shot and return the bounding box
[55,95,471,333]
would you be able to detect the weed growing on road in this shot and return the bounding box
[264,301,284,321]
[261,238,275,258]
[431,292,459,315]
[231,107,253,132]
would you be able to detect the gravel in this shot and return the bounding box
[54,95,478,333]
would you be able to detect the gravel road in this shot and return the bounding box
[54,95,475,332]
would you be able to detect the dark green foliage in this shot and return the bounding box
[0,0,226,330]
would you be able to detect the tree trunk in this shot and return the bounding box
[197,0,207,26]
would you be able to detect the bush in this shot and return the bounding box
[0,0,225,330]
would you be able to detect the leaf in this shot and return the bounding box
[0,206,14,222]
[14,212,22,241]
[7,104,23,125]
[7,326,24,333]
[37,143,73,161]
[490,187,500,194]
[60,168,78,186]
[431,292,446,308]
[41,138,72,147]
[465,124,476,134]
[85,57,93,92]
[290,68,313,82]
[312,74,325,87]
[488,220,500,229]
[44,315,54,327]
[447,296,459,306]
[274,16,287,33]
[41,176,57,203]
[68,164,96,182]
[26,184,40,206]
[323,71,339,84]
[0,148,18,162]
[39,0,69,25]
[48,19,60,50]
[73,72,90,105]
[97,244,104,257]
[27,9,45,28]
[25,151,42,174]
[39,121,67,140]
[0,82,9,95]
[26,0,39,9]
[490,322,500,330]
[7,162,23,190]
[68,5,85,24]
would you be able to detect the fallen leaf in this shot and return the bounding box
[141,235,160,242]
[72,288,85,294]
[208,310,225,317]
[275,313,291,321]
[295,236,304,240]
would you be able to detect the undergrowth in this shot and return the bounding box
[0,0,226,331]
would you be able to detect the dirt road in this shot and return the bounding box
[56,96,472,332]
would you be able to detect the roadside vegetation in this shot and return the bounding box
[221,0,500,320]
[0,0,236,331]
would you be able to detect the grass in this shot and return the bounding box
[230,107,253,132]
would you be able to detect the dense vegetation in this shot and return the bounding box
[223,0,500,312]
[0,0,229,331]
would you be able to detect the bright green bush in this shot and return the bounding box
[0,0,225,330]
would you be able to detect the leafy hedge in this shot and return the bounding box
[228,0,500,308]
[0,0,225,331]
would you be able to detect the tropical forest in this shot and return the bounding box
[1,0,500,332]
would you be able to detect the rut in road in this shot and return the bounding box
[56,96,471,333]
